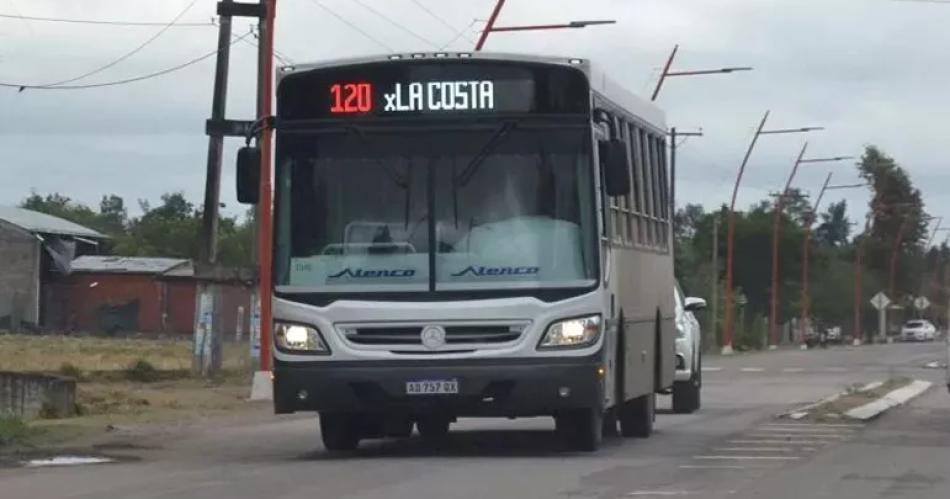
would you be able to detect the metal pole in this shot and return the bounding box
[200,0,234,264]
[769,142,808,347]
[670,127,677,217]
[258,0,276,372]
[711,214,720,351]
[801,173,832,346]
[723,110,770,353]
[890,216,911,300]
[474,0,507,51]
[855,193,880,344]
[652,44,679,101]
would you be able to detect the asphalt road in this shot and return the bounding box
[2,341,947,499]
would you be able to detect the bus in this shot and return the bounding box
[236,52,676,452]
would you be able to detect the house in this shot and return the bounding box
[0,206,106,329]
[45,256,253,336]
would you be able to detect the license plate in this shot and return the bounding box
[406,379,459,395]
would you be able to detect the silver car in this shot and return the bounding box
[673,284,707,414]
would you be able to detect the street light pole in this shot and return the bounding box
[722,112,824,353]
[800,173,834,346]
[769,152,854,348]
[768,142,808,348]
[651,44,752,101]
[474,0,615,51]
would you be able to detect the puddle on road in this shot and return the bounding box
[23,456,116,468]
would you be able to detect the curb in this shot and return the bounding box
[845,380,933,421]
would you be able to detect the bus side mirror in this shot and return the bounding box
[236,146,261,205]
[601,139,630,197]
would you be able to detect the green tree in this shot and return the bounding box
[815,200,851,247]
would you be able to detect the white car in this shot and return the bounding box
[900,320,937,342]
[673,284,707,414]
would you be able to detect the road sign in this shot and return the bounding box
[914,296,931,311]
[870,292,891,311]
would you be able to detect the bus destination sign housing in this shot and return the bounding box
[278,60,590,120]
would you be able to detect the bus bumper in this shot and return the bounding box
[273,353,605,417]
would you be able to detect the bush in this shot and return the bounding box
[124,359,159,382]
[0,415,31,447]
[58,362,84,380]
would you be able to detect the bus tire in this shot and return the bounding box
[319,412,360,451]
[416,416,451,441]
[619,392,654,438]
[556,407,603,451]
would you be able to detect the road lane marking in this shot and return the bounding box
[740,367,765,372]
[822,367,848,372]
[701,367,723,372]
[627,492,699,496]
[712,447,816,452]
[679,465,747,470]
[782,368,804,373]
[729,439,829,445]
[748,433,845,439]
[754,427,854,434]
[762,423,863,429]
[694,455,801,461]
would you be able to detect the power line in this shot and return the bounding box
[305,0,393,51]
[439,18,479,50]
[351,0,439,48]
[409,0,462,36]
[0,12,213,27]
[239,32,294,66]
[35,0,202,88]
[1,31,253,91]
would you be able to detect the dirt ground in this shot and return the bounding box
[0,333,267,455]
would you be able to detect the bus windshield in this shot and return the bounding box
[274,123,598,293]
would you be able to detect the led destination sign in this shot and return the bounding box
[277,62,590,120]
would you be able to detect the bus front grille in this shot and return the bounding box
[341,323,527,349]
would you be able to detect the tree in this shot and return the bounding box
[815,200,851,247]
[857,146,928,298]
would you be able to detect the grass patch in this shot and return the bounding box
[0,333,249,373]
[0,415,33,447]
[124,359,159,383]
[58,362,84,380]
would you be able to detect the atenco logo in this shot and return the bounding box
[328,268,416,279]
[451,266,540,277]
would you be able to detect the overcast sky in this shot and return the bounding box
[3,0,950,232]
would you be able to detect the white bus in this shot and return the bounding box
[237,52,675,451]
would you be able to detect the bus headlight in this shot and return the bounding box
[275,322,329,354]
[538,315,601,349]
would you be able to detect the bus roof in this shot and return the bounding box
[278,52,666,131]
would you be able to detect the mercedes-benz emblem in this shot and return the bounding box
[420,325,446,350]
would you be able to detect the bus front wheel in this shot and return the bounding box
[319,412,360,451]
[556,407,603,451]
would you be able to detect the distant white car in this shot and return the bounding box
[673,284,706,414]
[901,320,937,342]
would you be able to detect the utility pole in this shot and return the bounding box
[668,127,703,219]
[769,142,808,348]
[194,0,236,377]
[711,214,720,351]
[195,0,271,379]
[200,0,234,265]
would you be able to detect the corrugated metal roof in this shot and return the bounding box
[0,206,105,239]
[70,256,190,275]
